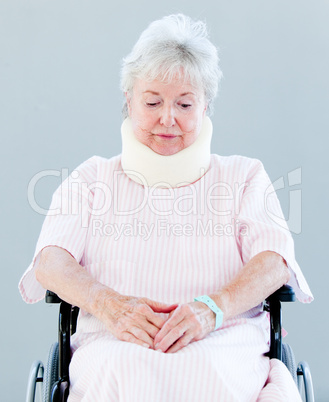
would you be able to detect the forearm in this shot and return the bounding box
[209,251,291,322]
[35,246,119,322]
[35,246,177,349]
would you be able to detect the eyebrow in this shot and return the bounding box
[143,90,196,97]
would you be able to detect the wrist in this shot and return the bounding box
[90,284,121,322]
[209,289,231,322]
[194,295,223,330]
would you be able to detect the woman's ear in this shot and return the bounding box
[203,103,208,117]
[125,92,132,116]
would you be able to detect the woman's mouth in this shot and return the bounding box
[155,134,178,139]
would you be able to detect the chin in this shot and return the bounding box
[149,139,185,156]
[151,144,183,156]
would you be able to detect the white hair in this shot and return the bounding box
[120,14,223,117]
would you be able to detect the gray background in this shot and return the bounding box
[1,0,328,400]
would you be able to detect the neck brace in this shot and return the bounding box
[121,117,212,188]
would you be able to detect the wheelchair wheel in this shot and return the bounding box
[282,343,297,384]
[297,361,315,402]
[43,342,59,402]
[26,360,44,402]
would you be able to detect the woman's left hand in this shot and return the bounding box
[153,301,216,353]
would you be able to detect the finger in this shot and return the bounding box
[153,306,185,345]
[134,317,163,340]
[121,331,151,349]
[122,310,164,341]
[128,326,154,348]
[143,308,169,330]
[166,333,195,354]
[144,299,179,313]
[155,321,187,352]
[125,302,166,330]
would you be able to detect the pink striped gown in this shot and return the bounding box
[19,154,313,401]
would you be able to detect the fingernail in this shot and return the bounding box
[142,343,150,348]
[155,343,162,352]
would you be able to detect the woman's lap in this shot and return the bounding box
[68,326,270,402]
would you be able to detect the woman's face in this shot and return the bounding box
[126,76,207,156]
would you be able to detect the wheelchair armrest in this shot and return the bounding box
[45,290,63,304]
[266,285,296,303]
[265,285,295,360]
[44,290,79,394]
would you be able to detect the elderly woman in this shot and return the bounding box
[20,14,312,401]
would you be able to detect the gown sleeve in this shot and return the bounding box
[236,158,313,303]
[18,156,98,304]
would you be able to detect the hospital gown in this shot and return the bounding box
[19,153,313,401]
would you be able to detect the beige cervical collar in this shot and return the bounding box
[121,117,212,188]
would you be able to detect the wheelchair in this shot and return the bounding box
[25,285,315,402]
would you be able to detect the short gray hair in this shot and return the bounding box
[120,14,223,117]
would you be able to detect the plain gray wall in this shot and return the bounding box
[1,0,328,400]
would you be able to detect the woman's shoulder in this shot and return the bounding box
[73,154,122,181]
[77,154,121,168]
[211,154,265,175]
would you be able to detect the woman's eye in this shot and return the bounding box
[180,104,192,109]
[146,102,159,107]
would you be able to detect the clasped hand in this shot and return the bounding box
[106,295,216,353]
[153,301,216,353]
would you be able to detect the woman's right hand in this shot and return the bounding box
[101,293,178,349]
[36,246,177,349]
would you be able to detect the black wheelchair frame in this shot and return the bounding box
[26,285,314,402]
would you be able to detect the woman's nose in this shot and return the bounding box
[160,105,175,127]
